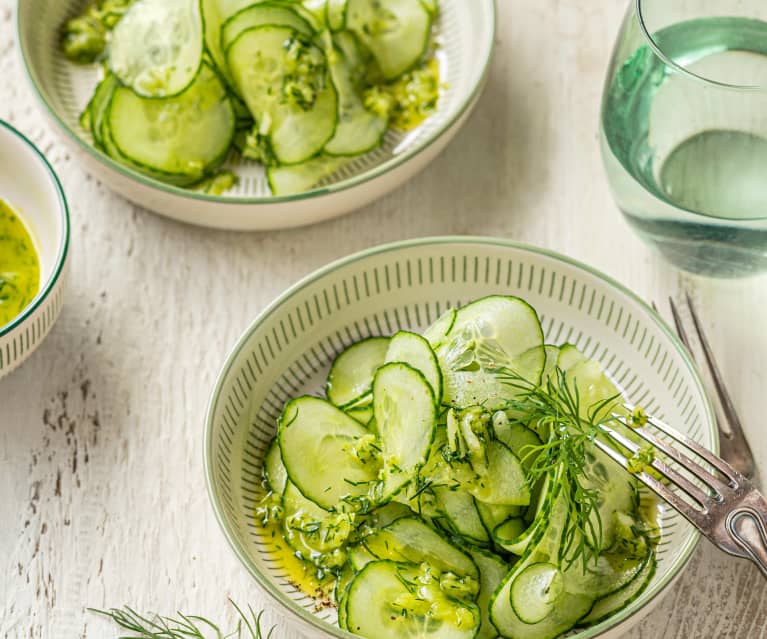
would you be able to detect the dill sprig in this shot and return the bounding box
[89,599,275,639]
[496,366,623,573]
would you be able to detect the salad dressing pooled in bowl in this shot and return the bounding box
[0,199,40,328]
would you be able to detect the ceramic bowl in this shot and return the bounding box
[0,121,70,379]
[17,2,495,231]
[204,237,717,639]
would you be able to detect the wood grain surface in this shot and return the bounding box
[1,1,766,637]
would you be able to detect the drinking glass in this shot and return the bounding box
[601,0,767,277]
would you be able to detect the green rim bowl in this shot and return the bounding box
[0,120,70,379]
[204,237,717,639]
[17,1,495,231]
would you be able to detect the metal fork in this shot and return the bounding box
[594,407,767,578]
[654,295,756,479]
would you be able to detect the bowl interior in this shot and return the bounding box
[0,122,68,302]
[205,238,716,639]
[18,1,495,201]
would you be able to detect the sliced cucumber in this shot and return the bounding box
[578,555,656,627]
[278,396,380,511]
[227,25,338,164]
[510,563,564,624]
[106,63,235,180]
[348,543,377,571]
[109,0,204,98]
[385,330,442,403]
[366,501,415,529]
[363,517,478,579]
[267,154,350,195]
[85,74,120,148]
[476,501,523,535]
[496,472,555,555]
[373,363,436,499]
[345,561,481,639]
[264,438,288,495]
[346,405,374,425]
[468,440,530,507]
[564,552,647,600]
[221,3,313,55]
[468,548,508,639]
[493,518,528,546]
[326,0,347,30]
[423,308,457,348]
[494,422,542,472]
[434,487,490,545]
[346,0,432,80]
[437,296,545,411]
[541,344,561,384]
[326,337,390,408]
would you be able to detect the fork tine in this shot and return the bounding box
[669,297,695,360]
[685,294,750,443]
[592,438,708,527]
[624,403,742,484]
[599,423,713,507]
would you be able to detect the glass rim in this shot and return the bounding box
[636,0,767,90]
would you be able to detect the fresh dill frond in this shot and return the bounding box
[495,365,624,573]
[88,599,275,639]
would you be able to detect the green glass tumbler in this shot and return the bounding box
[601,0,767,277]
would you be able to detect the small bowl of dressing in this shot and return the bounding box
[0,120,69,379]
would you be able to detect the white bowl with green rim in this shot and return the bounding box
[204,237,717,639]
[17,1,495,231]
[0,121,70,380]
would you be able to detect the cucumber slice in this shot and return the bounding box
[496,472,555,556]
[106,63,235,180]
[420,0,438,15]
[86,74,120,148]
[227,26,338,164]
[346,405,374,425]
[363,516,478,579]
[494,422,542,472]
[345,561,481,639]
[221,3,314,54]
[510,563,564,624]
[278,396,380,511]
[264,438,288,495]
[326,337,390,408]
[385,330,442,403]
[423,308,457,348]
[564,552,646,600]
[578,555,655,627]
[434,487,490,545]
[468,548,508,639]
[541,344,561,384]
[493,518,528,546]
[373,363,437,499]
[266,154,350,195]
[476,501,523,535]
[326,0,347,30]
[109,0,204,98]
[366,501,415,529]
[321,32,388,156]
[348,543,377,571]
[468,440,530,507]
[346,0,432,80]
[437,296,545,411]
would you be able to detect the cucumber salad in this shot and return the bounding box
[258,296,660,639]
[62,0,442,195]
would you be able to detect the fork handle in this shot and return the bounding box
[727,506,767,579]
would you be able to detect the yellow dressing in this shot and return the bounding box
[0,199,40,328]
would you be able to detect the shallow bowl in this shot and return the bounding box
[0,121,70,379]
[204,237,716,639]
[18,2,495,231]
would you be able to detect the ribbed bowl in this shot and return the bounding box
[17,1,495,230]
[204,237,717,639]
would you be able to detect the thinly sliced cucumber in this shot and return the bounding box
[373,363,436,499]
[221,3,313,54]
[468,548,508,639]
[326,0,347,30]
[335,562,355,629]
[348,544,377,571]
[346,405,374,425]
[494,422,542,472]
[366,501,414,529]
[423,308,457,348]
[496,472,555,555]
[564,552,646,600]
[493,518,528,546]
[385,330,442,403]
[510,563,564,624]
[541,344,561,383]
[264,439,288,495]
[420,0,438,14]
[326,337,390,408]
[278,396,380,511]
[468,440,530,507]
[86,74,120,148]
[345,561,481,639]
[109,0,204,98]
[227,26,338,164]
[437,296,545,410]
[578,556,655,627]
[107,63,235,180]
[267,154,350,195]
[476,501,523,535]
[320,31,388,156]
[346,0,432,80]
[363,517,478,579]
[434,487,490,545]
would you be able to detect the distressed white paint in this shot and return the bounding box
[1,1,766,638]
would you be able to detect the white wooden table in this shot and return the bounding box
[2,2,766,637]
